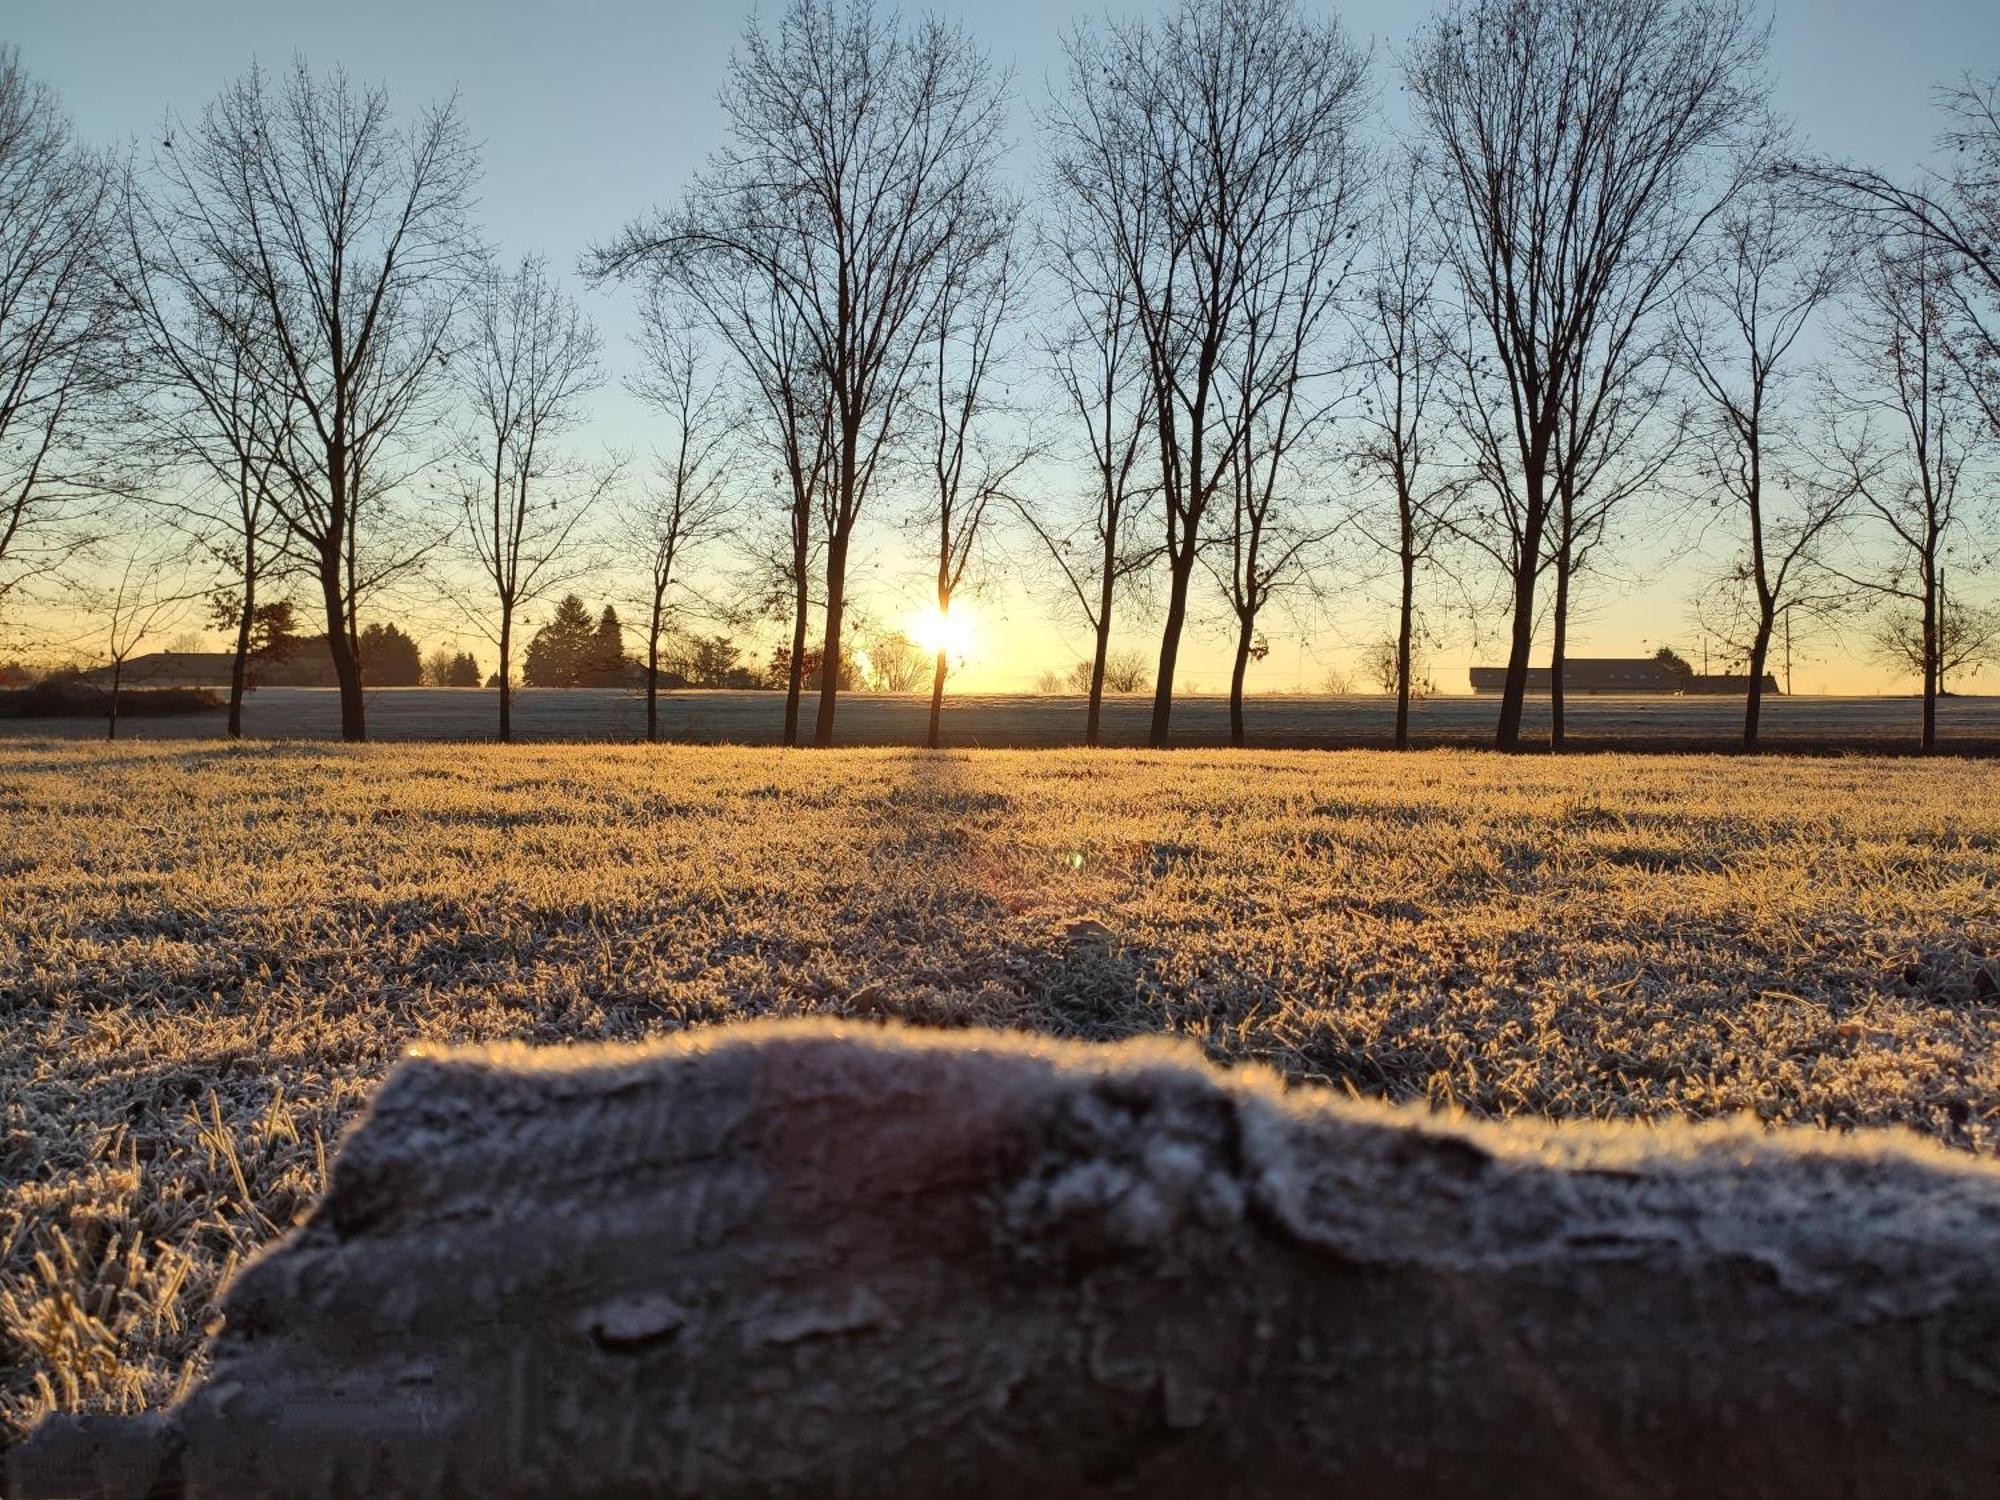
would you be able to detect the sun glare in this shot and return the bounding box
[910,602,976,663]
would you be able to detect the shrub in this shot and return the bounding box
[423,649,481,687]
[0,682,223,718]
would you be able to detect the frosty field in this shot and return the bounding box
[2,739,1997,1442]
[9,685,2000,752]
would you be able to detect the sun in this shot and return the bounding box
[910,601,977,662]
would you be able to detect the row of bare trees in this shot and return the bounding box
[2,51,740,744]
[4,0,1997,751]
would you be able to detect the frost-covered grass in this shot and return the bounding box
[2,739,1997,1441]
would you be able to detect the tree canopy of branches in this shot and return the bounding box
[1060,647,1152,696]
[151,60,478,741]
[1048,0,1369,746]
[1784,75,2000,436]
[619,252,828,746]
[1361,633,1436,699]
[860,628,929,692]
[455,254,606,740]
[597,0,1009,747]
[1408,0,1766,749]
[1872,593,1998,694]
[918,236,1029,747]
[623,297,737,742]
[91,540,198,740]
[118,218,297,738]
[1351,151,1467,748]
[1674,181,1851,748]
[0,48,127,637]
[1021,189,1157,747]
[1824,232,1995,748]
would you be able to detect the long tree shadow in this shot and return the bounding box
[837,749,1227,1056]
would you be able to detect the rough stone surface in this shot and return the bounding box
[12,1021,2000,1498]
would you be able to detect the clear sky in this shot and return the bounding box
[11,0,1998,693]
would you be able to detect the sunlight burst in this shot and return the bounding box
[910,602,976,663]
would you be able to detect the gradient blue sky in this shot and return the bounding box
[12,0,1998,691]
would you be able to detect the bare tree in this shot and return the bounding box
[860,628,928,691]
[1208,121,1365,747]
[1783,75,2000,434]
[453,256,606,741]
[1361,633,1435,698]
[1674,184,1851,748]
[624,299,737,743]
[152,60,478,741]
[91,541,199,741]
[1351,153,1469,749]
[918,243,1030,749]
[1541,323,1689,748]
[120,162,301,739]
[1408,0,1766,749]
[1824,232,1993,750]
[1871,591,1999,694]
[0,48,127,637]
[1048,0,1369,746]
[1360,163,1472,748]
[642,250,832,747]
[1015,193,1156,747]
[597,0,1008,748]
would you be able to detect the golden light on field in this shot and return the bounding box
[911,601,976,663]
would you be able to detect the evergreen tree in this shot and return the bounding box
[589,605,628,686]
[522,595,597,687]
[358,623,423,686]
[446,651,481,687]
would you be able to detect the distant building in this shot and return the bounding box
[76,637,351,690]
[1678,673,1782,696]
[77,651,237,689]
[1468,658,1780,695]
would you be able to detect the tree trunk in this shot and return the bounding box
[1548,540,1571,752]
[1085,547,1116,750]
[926,648,947,750]
[1227,614,1253,748]
[783,570,809,750]
[1085,624,1110,749]
[812,526,851,749]
[1921,562,1938,752]
[342,514,360,666]
[1148,551,1195,748]
[320,555,366,743]
[1495,470,1546,752]
[17,1024,2000,1500]
[1744,602,1774,753]
[646,591,664,746]
[1394,544,1414,751]
[1744,448,1770,754]
[498,611,514,745]
[105,660,121,742]
[227,563,253,742]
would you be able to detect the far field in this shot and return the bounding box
[9,685,2000,751]
[2,740,1997,1442]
